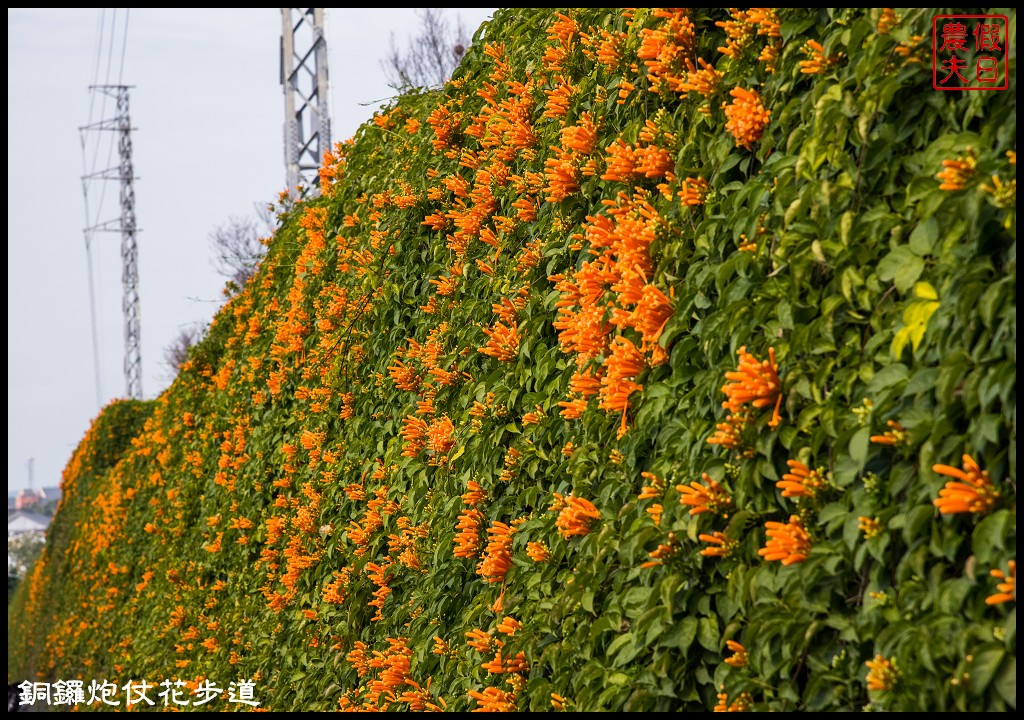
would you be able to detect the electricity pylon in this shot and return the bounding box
[81,84,142,400]
[281,8,331,195]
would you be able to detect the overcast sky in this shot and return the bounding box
[7,8,497,495]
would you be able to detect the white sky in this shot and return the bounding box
[7,7,497,494]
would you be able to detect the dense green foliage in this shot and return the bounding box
[9,7,1015,712]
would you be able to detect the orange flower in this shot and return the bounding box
[757,515,811,565]
[858,516,883,540]
[476,521,517,583]
[877,8,899,34]
[936,152,977,191]
[481,648,529,674]
[552,494,601,538]
[699,531,737,558]
[427,415,455,456]
[462,480,487,507]
[454,509,484,558]
[707,411,750,453]
[799,39,843,74]
[560,113,597,154]
[720,346,782,428]
[678,176,709,206]
[865,655,899,691]
[724,87,770,150]
[646,503,663,527]
[526,541,551,562]
[869,419,906,446]
[894,34,925,63]
[714,690,752,712]
[641,538,678,569]
[496,616,521,636]
[932,454,999,514]
[468,687,517,712]
[544,150,581,202]
[466,628,495,653]
[679,58,722,99]
[479,322,521,362]
[400,415,428,457]
[522,405,546,426]
[677,473,733,516]
[724,640,747,668]
[600,336,646,416]
[777,460,827,500]
[638,470,664,500]
[987,560,1016,605]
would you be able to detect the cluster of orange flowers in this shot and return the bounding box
[468,686,517,712]
[678,473,733,516]
[865,655,899,692]
[601,136,675,183]
[877,8,900,34]
[987,560,1015,605]
[479,322,521,362]
[936,151,977,191]
[723,640,747,668]
[470,616,528,677]
[932,454,1000,515]
[526,541,552,563]
[716,8,782,72]
[709,346,782,453]
[724,87,771,150]
[798,40,843,75]
[551,192,674,434]
[637,9,695,94]
[640,537,680,569]
[318,140,348,196]
[455,481,488,559]
[550,493,602,539]
[477,519,523,583]
[714,690,753,712]
[777,460,827,500]
[757,515,811,565]
[858,516,883,540]
[342,637,444,711]
[699,531,738,558]
[638,470,665,526]
[869,419,906,446]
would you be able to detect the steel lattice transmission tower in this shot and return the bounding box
[281,8,331,194]
[81,85,143,400]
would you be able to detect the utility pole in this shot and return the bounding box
[81,85,143,400]
[281,8,331,195]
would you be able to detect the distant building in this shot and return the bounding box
[7,510,51,538]
[10,486,60,512]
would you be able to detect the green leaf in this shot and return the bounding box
[849,427,870,470]
[697,616,719,651]
[606,632,634,661]
[902,505,934,546]
[994,655,1016,708]
[969,646,1005,697]
[908,216,938,256]
[662,617,698,650]
[978,282,1007,329]
[877,246,915,283]
[893,255,925,294]
[972,510,1012,565]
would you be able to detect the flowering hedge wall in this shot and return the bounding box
[10,7,1016,712]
